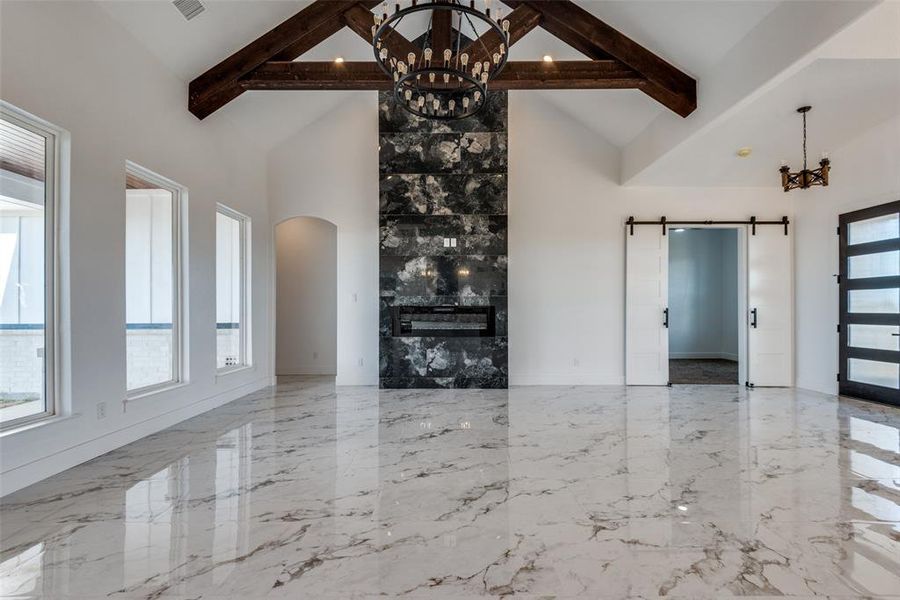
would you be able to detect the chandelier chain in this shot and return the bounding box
[802,110,808,171]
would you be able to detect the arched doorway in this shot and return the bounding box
[274,217,337,377]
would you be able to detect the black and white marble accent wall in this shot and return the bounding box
[379,91,508,389]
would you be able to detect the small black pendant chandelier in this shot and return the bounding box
[780,105,831,192]
[373,0,510,120]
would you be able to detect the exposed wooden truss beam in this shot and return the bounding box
[241,61,644,91]
[501,0,696,117]
[189,0,696,119]
[431,8,453,53]
[462,4,542,67]
[189,0,380,119]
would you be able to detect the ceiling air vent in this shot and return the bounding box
[173,0,205,21]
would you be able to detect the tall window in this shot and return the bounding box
[216,205,250,371]
[0,105,60,430]
[125,163,184,394]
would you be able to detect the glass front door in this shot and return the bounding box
[839,201,900,405]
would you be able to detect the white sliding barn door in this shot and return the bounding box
[626,226,669,385]
[747,225,793,386]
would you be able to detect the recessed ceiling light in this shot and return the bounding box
[737,146,752,158]
[334,56,345,64]
[543,55,553,63]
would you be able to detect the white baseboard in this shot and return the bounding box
[276,366,337,376]
[670,352,738,361]
[1,377,271,497]
[509,373,626,386]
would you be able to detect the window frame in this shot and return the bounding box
[124,161,187,398]
[0,103,62,432]
[215,203,251,374]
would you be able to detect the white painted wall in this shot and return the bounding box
[0,1,273,495]
[266,93,791,386]
[275,217,337,375]
[267,94,379,386]
[508,94,791,384]
[668,229,739,360]
[794,114,900,394]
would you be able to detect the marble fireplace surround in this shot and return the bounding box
[378,91,509,389]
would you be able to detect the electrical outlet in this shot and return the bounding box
[96,401,107,420]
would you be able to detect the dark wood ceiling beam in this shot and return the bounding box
[343,3,420,60]
[501,0,696,117]
[189,0,379,119]
[462,4,542,67]
[431,8,453,54]
[240,60,645,91]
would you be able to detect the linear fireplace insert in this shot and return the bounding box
[391,306,496,337]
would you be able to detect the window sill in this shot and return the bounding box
[216,365,255,379]
[126,381,190,402]
[0,412,81,439]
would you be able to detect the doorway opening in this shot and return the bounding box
[668,228,739,384]
[274,217,337,378]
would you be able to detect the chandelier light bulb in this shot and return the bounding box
[481,72,488,83]
[483,61,490,72]
[380,48,388,60]
[449,99,456,111]
[371,25,377,38]
[424,47,433,61]
[398,60,406,72]
[463,96,470,108]
[443,73,450,83]
[443,49,452,62]
[461,53,469,67]
[408,52,416,65]
[418,96,425,107]
[474,90,481,102]
[433,98,440,110]
[405,89,412,100]
[492,53,500,65]
[429,72,436,83]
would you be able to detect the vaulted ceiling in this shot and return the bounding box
[97,0,896,186]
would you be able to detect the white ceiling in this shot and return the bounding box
[96,0,783,151]
[634,57,900,186]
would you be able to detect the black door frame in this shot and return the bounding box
[838,200,900,406]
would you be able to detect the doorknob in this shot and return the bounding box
[663,308,669,328]
[750,308,758,328]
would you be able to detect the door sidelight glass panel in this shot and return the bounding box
[848,251,900,279]
[848,288,900,314]
[849,324,900,351]
[848,213,899,245]
[848,358,900,389]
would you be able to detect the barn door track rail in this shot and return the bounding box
[625,216,790,236]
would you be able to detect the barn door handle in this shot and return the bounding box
[892,333,900,337]
[750,308,758,328]
[663,308,669,328]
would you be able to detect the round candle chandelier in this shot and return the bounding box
[373,0,511,120]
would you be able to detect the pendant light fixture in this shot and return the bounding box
[779,106,831,192]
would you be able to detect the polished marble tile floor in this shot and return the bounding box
[1,377,899,599]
